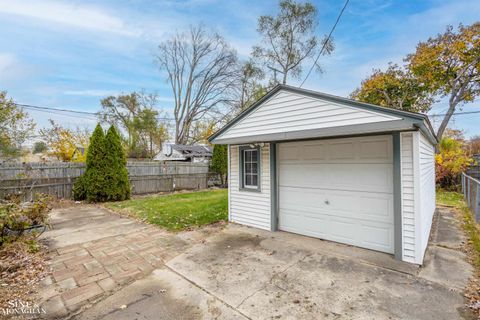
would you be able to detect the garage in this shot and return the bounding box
[277,136,394,253]
[209,84,437,264]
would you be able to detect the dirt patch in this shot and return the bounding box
[0,240,50,319]
[212,233,264,251]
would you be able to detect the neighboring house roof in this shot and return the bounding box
[153,144,212,161]
[72,146,86,156]
[209,84,438,145]
[171,144,212,157]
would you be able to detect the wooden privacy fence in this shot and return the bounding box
[0,161,213,200]
[461,173,480,222]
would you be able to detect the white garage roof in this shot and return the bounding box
[209,85,437,145]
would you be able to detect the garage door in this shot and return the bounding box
[278,135,394,253]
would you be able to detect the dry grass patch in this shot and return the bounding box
[0,240,49,318]
[437,189,480,315]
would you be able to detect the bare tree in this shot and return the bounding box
[252,0,334,84]
[156,25,239,144]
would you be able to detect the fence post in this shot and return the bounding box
[466,176,470,208]
[63,166,67,198]
[476,184,480,223]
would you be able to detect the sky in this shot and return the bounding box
[0,0,479,138]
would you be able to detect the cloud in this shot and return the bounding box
[0,53,16,73]
[63,89,120,97]
[0,53,39,83]
[0,0,139,36]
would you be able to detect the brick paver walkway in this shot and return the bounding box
[38,206,198,318]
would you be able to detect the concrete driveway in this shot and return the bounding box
[40,205,474,319]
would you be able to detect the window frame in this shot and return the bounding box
[239,146,261,192]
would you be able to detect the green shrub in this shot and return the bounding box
[72,174,87,201]
[84,124,108,202]
[210,144,228,185]
[104,126,131,201]
[74,124,131,202]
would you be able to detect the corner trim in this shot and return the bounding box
[393,132,403,260]
[270,143,277,231]
[227,145,231,222]
[412,131,423,264]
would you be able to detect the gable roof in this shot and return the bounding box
[209,84,437,145]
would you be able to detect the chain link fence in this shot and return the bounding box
[462,173,480,222]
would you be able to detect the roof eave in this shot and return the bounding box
[208,84,437,144]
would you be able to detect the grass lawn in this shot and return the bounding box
[437,188,480,270]
[106,189,228,231]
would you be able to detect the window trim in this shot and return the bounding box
[239,146,261,192]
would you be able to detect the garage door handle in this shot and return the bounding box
[324,200,329,205]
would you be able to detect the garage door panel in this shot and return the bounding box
[278,145,300,161]
[279,163,392,193]
[279,136,392,164]
[303,143,327,160]
[278,135,394,254]
[362,223,394,251]
[359,139,391,160]
[328,141,356,160]
[279,209,329,237]
[328,216,359,242]
[279,187,393,223]
[280,212,394,253]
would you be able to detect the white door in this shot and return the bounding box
[278,135,394,254]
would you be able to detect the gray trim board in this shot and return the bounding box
[209,84,438,144]
[238,145,262,193]
[392,132,403,260]
[270,143,277,231]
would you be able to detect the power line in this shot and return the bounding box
[16,103,100,116]
[300,0,349,88]
[429,110,480,117]
[23,107,98,121]
[15,103,176,121]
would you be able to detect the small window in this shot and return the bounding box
[242,148,260,190]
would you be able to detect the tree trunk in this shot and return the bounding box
[149,133,153,158]
[282,70,287,84]
[436,101,457,142]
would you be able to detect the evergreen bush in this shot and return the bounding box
[72,174,87,201]
[85,124,108,202]
[104,126,131,201]
[72,124,131,202]
[210,144,228,186]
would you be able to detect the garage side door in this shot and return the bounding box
[278,135,394,254]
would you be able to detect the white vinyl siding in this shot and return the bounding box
[401,132,416,263]
[401,132,436,264]
[229,145,271,230]
[418,132,436,257]
[219,91,401,140]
